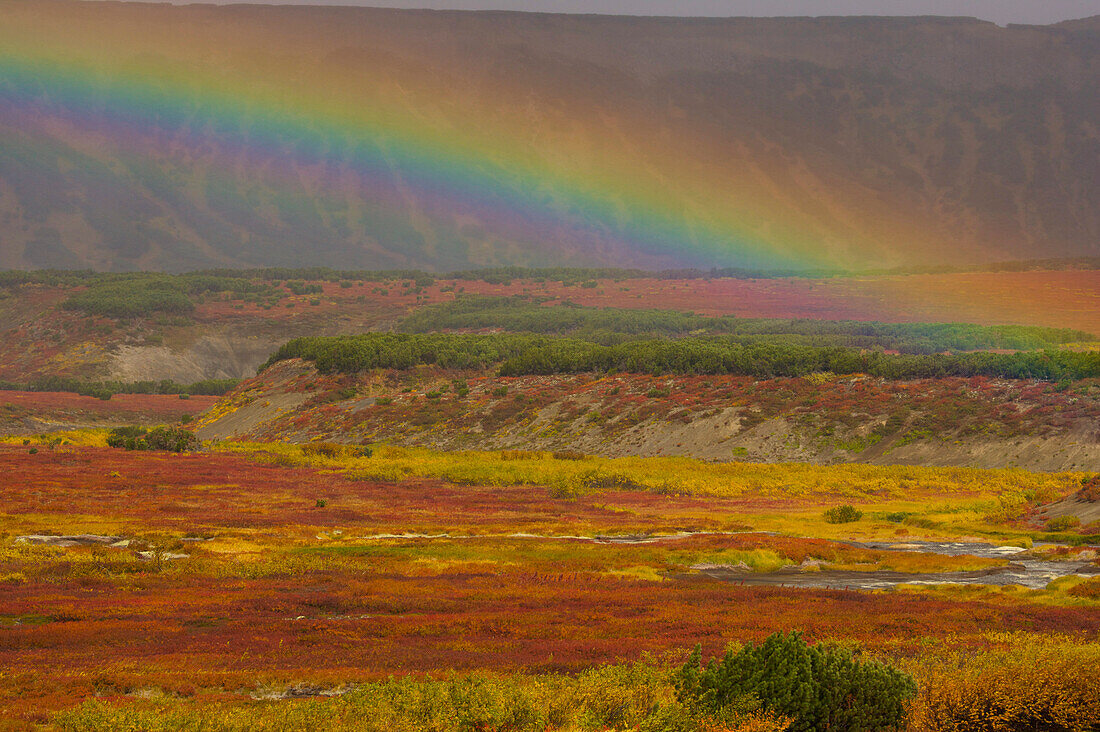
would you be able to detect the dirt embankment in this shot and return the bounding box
[109,333,285,383]
[195,360,1100,471]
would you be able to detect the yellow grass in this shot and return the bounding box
[220,441,1081,504]
[215,440,1083,540]
[2,429,109,447]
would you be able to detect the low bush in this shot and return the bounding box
[1046,515,1081,532]
[301,443,371,459]
[264,332,1100,381]
[823,505,863,524]
[906,636,1100,732]
[63,279,194,318]
[105,426,148,450]
[106,426,199,452]
[676,632,915,732]
[4,376,239,399]
[1077,475,1100,502]
[1067,577,1100,600]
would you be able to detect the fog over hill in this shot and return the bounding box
[0,1,1098,271]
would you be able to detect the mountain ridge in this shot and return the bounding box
[0,1,1097,271]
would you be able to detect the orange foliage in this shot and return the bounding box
[1,446,1099,725]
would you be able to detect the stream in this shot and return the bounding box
[694,540,1100,591]
[353,531,1099,591]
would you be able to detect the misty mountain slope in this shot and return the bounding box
[0,1,1097,271]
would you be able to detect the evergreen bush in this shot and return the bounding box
[106,426,199,452]
[823,505,864,524]
[677,632,915,732]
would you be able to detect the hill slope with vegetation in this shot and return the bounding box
[3,268,1096,386]
[196,357,1100,472]
[203,299,1098,471]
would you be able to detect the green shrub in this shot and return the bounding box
[145,426,199,452]
[88,385,114,401]
[1046,515,1081,532]
[105,425,148,450]
[677,632,915,732]
[285,280,323,296]
[6,376,238,399]
[180,379,240,396]
[263,332,1100,382]
[398,295,1092,354]
[106,426,199,453]
[823,505,863,524]
[62,278,195,318]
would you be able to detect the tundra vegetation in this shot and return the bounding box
[1,434,1099,730]
[0,376,239,400]
[1,268,1099,730]
[105,425,200,452]
[399,295,1091,353]
[265,332,1100,381]
[1,267,1097,387]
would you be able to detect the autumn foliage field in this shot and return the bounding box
[2,267,1100,729]
[0,391,216,434]
[1,440,1099,729]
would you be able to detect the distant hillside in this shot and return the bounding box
[195,358,1100,472]
[0,2,1098,272]
[1,269,1096,384]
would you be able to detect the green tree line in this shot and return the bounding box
[3,255,1096,294]
[400,296,1092,353]
[0,376,239,400]
[264,332,1100,381]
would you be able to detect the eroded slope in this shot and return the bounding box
[197,359,1100,471]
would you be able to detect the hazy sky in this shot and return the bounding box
[146,1,1100,26]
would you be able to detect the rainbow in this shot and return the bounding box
[0,2,931,272]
